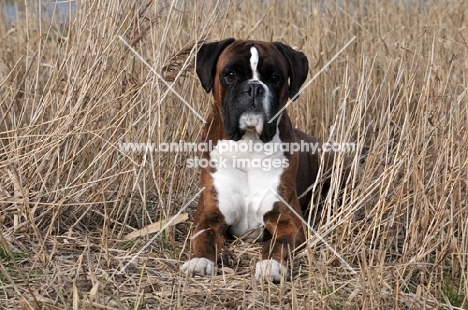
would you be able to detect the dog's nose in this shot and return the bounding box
[246,83,264,99]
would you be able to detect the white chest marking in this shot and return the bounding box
[210,130,286,240]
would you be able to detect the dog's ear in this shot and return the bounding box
[196,38,236,93]
[273,42,309,101]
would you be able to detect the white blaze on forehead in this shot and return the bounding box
[250,46,259,80]
[248,45,271,117]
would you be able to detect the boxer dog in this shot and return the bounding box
[181,38,349,282]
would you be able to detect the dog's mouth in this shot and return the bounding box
[225,106,277,143]
[238,112,264,136]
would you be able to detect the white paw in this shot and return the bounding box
[255,259,287,282]
[180,258,215,277]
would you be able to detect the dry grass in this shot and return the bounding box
[0,0,467,309]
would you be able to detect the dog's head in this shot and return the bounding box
[196,39,309,142]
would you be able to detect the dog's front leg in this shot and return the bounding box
[180,190,228,277]
[255,199,305,282]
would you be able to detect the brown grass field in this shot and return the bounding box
[1,0,468,309]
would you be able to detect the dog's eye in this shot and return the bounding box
[271,74,280,84]
[225,71,236,84]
